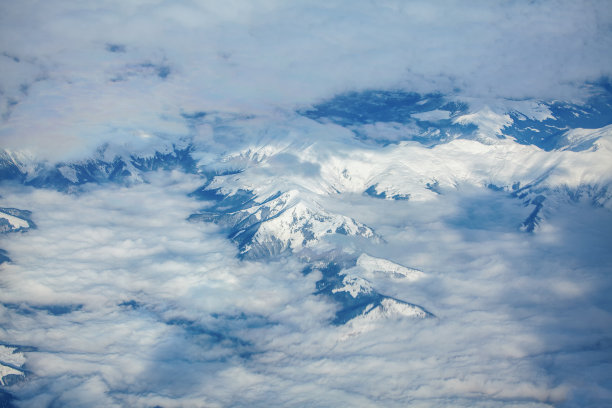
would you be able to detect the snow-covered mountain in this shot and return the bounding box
[0,0,612,408]
[1,82,611,408]
[0,143,195,191]
[0,346,25,387]
[0,344,26,407]
[182,90,612,325]
[189,188,378,259]
[2,90,612,327]
[0,207,35,264]
[186,117,612,239]
[300,89,612,151]
[0,208,35,234]
[2,1,612,405]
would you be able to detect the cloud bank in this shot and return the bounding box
[1,0,612,160]
[1,1,611,407]
[0,166,611,406]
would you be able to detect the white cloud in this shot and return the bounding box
[0,163,610,406]
[0,1,611,406]
[1,0,611,160]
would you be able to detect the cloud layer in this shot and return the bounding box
[1,1,612,406]
[1,0,612,160]
[0,167,611,406]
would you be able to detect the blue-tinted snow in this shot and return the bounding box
[305,259,433,325]
[364,184,410,201]
[0,207,35,232]
[0,146,197,191]
[299,90,465,125]
[300,87,612,150]
[299,90,474,146]
[504,91,612,151]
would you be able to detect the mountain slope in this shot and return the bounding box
[0,208,35,233]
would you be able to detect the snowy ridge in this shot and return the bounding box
[2,93,611,213]
[356,254,425,281]
[190,189,378,258]
[453,107,513,142]
[332,274,374,298]
[360,298,431,320]
[0,142,195,191]
[317,255,430,323]
[308,258,433,325]
[2,91,611,328]
[0,211,29,231]
[339,132,612,205]
[295,90,612,214]
[0,149,38,180]
[0,364,23,386]
[0,208,35,233]
[339,298,432,339]
[559,124,612,152]
[197,116,612,214]
[223,143,295,165]
[189,177,426,324]
[0,345,25,386]
[193,132,612,238]
[183,103,612,324]
[245,199,376,255]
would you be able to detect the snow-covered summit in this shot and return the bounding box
[356,254,425,282]
[0,345,25,387]
[0,207,35,233]
[190,189,377,259]
[0,142,196,191]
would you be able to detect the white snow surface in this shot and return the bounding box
[332,275,373,298]
[508,101,554,121]
[244,194,376,254]
[0,345,25,367]
[57,165,79,183]
[0,345,25,386]
[206,119,612,212]
[357,254,425,282]
[0,364,23,386]
[559,124,612,151]
[453,107,513,140]
[0,149,38,177]
[0,211,29,230]
[359,298,429,321]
